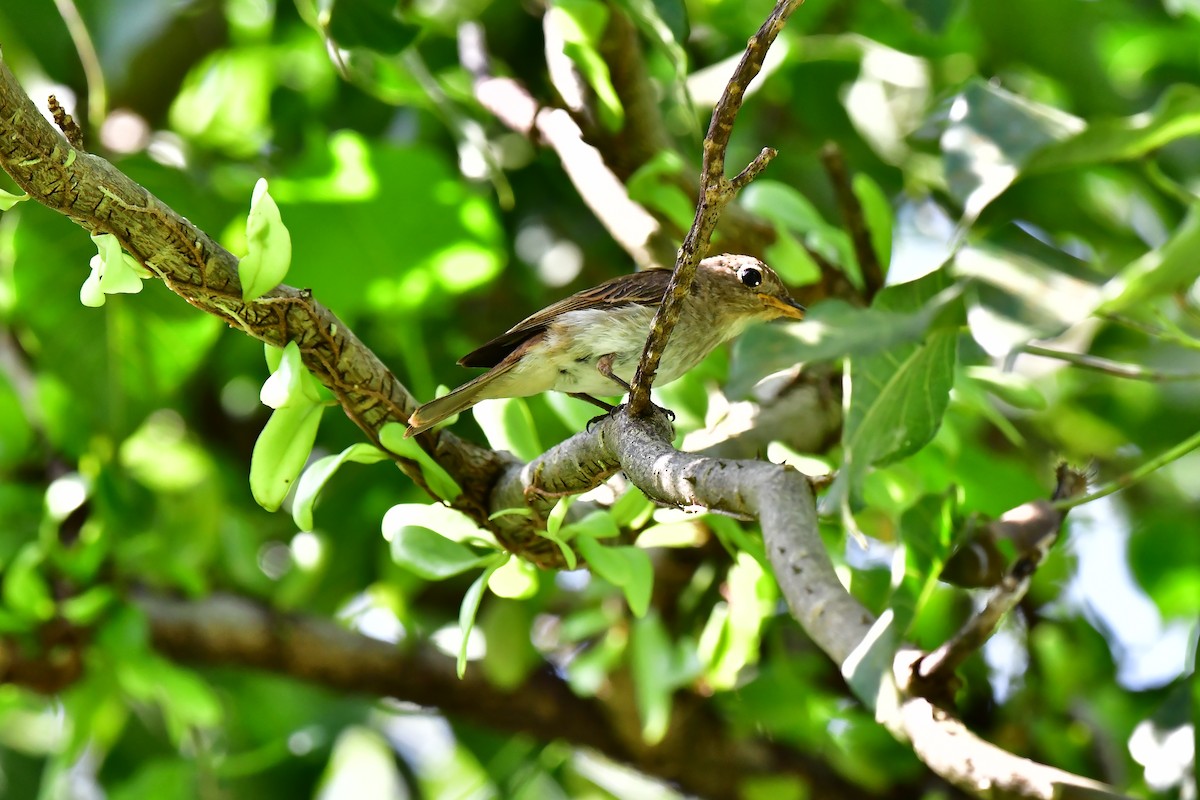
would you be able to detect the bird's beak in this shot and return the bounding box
[759,293,806,320]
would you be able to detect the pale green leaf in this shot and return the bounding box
[1101,202,1200,313]
[261,341,321,409]
[240,178,292,302]
[379,423,463,502]
[249,400,325,511]
[577,534,653,617]
[390,525,494,580]
[458,556,506,677]
[382,503,494,546]
[487,555,539,599]
[0,187,28,210]
[292,442,389,529]
[630,612,673,744]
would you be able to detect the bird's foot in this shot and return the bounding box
[585,402,675,431]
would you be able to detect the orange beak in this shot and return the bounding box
[759,293,806,320]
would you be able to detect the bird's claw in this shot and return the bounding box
[585,402,675,431]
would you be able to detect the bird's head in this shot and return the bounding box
[696,254,806,322]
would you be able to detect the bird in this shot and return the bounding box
[405,254,804,436]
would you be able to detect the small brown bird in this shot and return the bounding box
[405,254,804,436]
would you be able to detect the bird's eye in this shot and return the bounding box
[738,266,763,288]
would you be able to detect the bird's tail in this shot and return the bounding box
[405,373,493,437]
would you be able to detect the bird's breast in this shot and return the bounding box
[544,303,733,393]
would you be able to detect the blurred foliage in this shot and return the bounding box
[0,0,1198,797]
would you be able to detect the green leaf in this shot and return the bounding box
[549,0,624,132]
[697,552,775,689]
[0,187,28,210]
[82,233,147,307]
[379,423,463,502]
[845,493,957,708]
[1025,84,1200,173]
[473,397,542,461]
[260,341,321,409]
[577,534,653,617]
[936,79,1083,220]
[964,365,1048,410]
[325,0,421,54]
[893,492,958,631]
[1100,202,1200,313]
[741,180,859,280]
[292,442,389,530]
[827,271,959,508]
[630,612,674,744]
[487,555,539,599]
[851,173,893,273]
[249,400,325,511]
[953,236,1104,355]
[458,556,506,677]
[389,525,493,580]
[480,599,541,690]
[2,543,55,622]
[60,586,119,626]
[626,152,694,232]
[561,509,620,540]
[240,179,292,302]
[0,371,33,469]
[727,284,963,399]
[383,502,493,546]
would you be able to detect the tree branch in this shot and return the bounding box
[820,142,885,299]
[3,591,885,800]
[484,407,1123,800]
[0,56,576,563]
[627,0,797,416]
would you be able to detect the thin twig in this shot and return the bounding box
[1101,311,1200,353]
[52,0,107,125]
[458,22,673,268]
[820,141,884,299]
[1022,343,1200,382]
[1054,427,1200,512]
[627,0,801,416]
[917,465,1087,688]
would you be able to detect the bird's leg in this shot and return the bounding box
[568,392,615,412]
[588,353,673,427]
[596,353,633,393]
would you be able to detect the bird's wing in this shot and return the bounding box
[458,268,673,368]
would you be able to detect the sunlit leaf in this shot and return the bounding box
[1101,201,1200,313]
[292,442,390,530]
[548,0,624,132]
[0,187,28,210]
[249,401,325,511]
[826,270,960,508]
[727,283,962,399]
[240,179,292,302]
[1026,85,1200,173]
[630,612,674,745]
[473,397,542,462]
[390,525,494,580]
[577,534,653,617]
[379,423,463,502]
[458,556,506,677]
[936,79,1083,220]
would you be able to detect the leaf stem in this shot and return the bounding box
[1054,427,1200,511]
[1022,344,1200,382]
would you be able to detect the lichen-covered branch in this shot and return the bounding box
[0,57,546,558]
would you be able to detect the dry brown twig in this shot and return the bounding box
[626,0,797,415]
